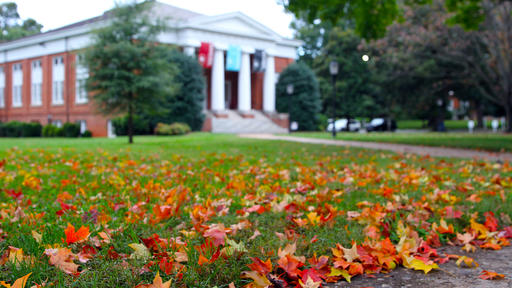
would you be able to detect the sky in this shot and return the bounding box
[13,0,296,38]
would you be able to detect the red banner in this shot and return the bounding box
[198,42,214,68]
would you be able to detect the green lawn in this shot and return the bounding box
[288,132,512,152]
[397,119,470,130]
[0,134,510,287]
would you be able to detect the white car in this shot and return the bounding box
[326,119,361,132]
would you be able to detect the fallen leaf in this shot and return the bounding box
[479,270,505,280]
[129,243,151,261]
[0,272,31,288]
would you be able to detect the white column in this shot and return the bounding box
[211,47,225,112]
[183,46,195,56]
[238,51,251,112]
[263,54,276,113]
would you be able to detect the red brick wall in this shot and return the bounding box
[0,51,109,137]
[275,57,294,73]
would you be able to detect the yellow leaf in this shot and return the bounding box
[241,271,271,288]
[31,231,42,244]
[0,272,32,288]
[456,256,478,268]
[341,243,359,262]
[307,212,320,225]
[129,243,151,261]
[328,268,351,283]
[409,259,439,274]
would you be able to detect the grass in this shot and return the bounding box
[0,133,510,287]
[397,119,469,130]
[288,132,512,152]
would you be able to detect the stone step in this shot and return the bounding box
[211,110,287,134]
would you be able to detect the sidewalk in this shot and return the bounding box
[239,134,512,162]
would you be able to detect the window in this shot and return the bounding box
[52,56,64,105]
[0,67,4,108]
[75,54,88,104]
[76,120,87,134]
[53,120,62,128]
[12,63,23,107]
[31,60,42,106]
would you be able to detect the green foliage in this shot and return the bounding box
[0,121,42,137]
[142,49,205,131]
[62,123,81,138]
[282,0,497,39]
[154,122,191,136]
[84,0,178,143]
[81,130,93,138]
[0,3,43,42]
[112,115,151,136]
[313,29,384,119]
[42,125,63,137]
[276,62,321,131]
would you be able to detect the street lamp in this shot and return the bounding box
[362,54,370,62]
[286,84,294,95]
[329,61,339,138]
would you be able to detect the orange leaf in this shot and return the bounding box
[479,270,505,280]
[278,254,303,278]
[135,272,172,288]
[64,223,90,245]
[0,273,31,288]
[44,248,80,275]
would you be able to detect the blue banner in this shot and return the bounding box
[226,45,242,72]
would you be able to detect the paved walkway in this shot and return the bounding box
[239,134,512,162]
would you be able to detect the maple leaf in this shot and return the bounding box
[31,231,42,244]
[0,273,31,288]
[241,271,271,288]
[341,243,359,262]
[409,258,439,274]
[479,270,505,280]
[484,212,499,232]
[135,272,172,288]
[247,257,272,275]
[328,268,351,283]
[203,224,230,247]
[299,276,322,288]
[63,223,90,245]
[455,256,478,268]
[278,242,297,258]
[129,243,151,261]
[44,248,80,275]
[278,254,304,278]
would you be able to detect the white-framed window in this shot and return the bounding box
[31,60,42,106]
[12,63,23,107]
[75,54,88,104]
[52,56,64,105]
[0,67,5,108]
[53,120,62,128]
[76,120,87,134]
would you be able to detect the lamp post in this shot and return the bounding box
[286,84,295,132]
[329,61,339,138]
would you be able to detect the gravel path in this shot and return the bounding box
[239,134,512,162]
[329,246,512,288]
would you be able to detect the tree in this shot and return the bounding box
[313,29,384,121]
[144,49,206,131]
[84,1,177,143]
[0,2,42,42]
[280,0,508,39]
[276,63,321,131]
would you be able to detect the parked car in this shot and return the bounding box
[366,118,397,132]
[326,119,361,132]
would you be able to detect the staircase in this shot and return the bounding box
[210,110,288,134]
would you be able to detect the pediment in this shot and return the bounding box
[187,13,282,40]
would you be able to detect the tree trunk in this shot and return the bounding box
[128,104,134,144]
[476,101,484,129]
[506,105,512,133]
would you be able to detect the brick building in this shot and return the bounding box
[0,2,300,136]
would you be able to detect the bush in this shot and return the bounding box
[154,122,191,136]
[81,130,93,138]
[276,63,321,131]
[112,115,151,136]
[0,121,42,137]
[146,49,205,131]
[62,123,81,138]
[42,125,62,137]
[22,122,42,137]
